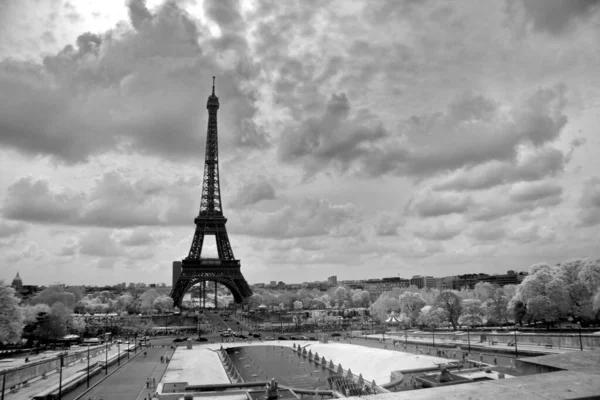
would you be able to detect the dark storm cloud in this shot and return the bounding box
[507,0,600,36]
[0,1,266,164]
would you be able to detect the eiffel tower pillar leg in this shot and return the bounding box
[214,281,218,310]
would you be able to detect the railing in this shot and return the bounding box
[216,348,244,383]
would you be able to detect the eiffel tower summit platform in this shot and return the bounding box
[170,77,252,308]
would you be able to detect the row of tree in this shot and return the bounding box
[371,258,600,329]
[0,284,177,345]
[247,286,371,311]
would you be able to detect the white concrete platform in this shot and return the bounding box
[162,347,231,386]
[164,341,452,386]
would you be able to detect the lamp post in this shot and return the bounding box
[87,345,90,388]
[577,322,583,351]
[432,326,436,349]
[134,334,137,354]
[514,325,519,358]
[467,325,471,352]
[58,353,64,400]
[105,340,108,375]
[2,370,6,400]
[117,341,120,366]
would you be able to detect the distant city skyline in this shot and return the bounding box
[1,0,600,286]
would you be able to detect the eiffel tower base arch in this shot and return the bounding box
[170,260,252,308]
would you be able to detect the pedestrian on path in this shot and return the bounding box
[494,356,498,365]
[153,378,156,387]
[146,378,150,388]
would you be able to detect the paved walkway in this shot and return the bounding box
[2,345,127,400]
[76,345,174,400]
[363,334,578,355]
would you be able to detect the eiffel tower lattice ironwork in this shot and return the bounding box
[170,77,252,308]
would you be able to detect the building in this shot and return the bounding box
[269,281,277,287]
[435,276,456,290]
[11,272,23,291]
[327,276,338,286]
[362,277,410,302]
[477,270,528,286]
[452,274,489,290]
[172,261,182,287]
[424,276,437,289]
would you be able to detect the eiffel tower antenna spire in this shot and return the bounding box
[212,76,215,95]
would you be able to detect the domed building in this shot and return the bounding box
[11,272,23,290]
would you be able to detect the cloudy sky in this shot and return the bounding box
[0,0,599,287]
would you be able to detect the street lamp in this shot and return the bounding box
[432,326,436,349]
[86,345,90,387]
[514,324,519,358]
[58,353,64,400]
[117,341,120,366]
[467,325,471,353]
[105,340,108,375]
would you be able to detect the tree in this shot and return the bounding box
[370,292,401,321]
[526,295,558,325]
[65,286,85,302]
[578,259,600,295]
[508,298,527,326]
[32,285,77,309]
[248,293,263,309]
[459,299,485,327]
[140,289,159,313]
[153,296,174,313]
[0,283,24,344]
[115,294,135,314]
[416,305,445,328]
[472,282,494,301]
[398,292,426,326]
[434,291,463,330]
[293,301,303,310]
[483,285,509,325]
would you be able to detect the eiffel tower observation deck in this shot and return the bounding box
[170,77,252,308]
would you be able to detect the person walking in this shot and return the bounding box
[153,378,156,388]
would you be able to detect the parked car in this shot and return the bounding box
[308,336,317,340]
[252,333,262,338]
[277,336,289,340]
[265,336,274,340]
[331,333,341,337]
[290,336,298,340]
[299,336,308,340]
[173,337,188,343]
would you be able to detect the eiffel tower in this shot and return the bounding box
[170,77,252,308]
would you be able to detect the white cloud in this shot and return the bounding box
[0,0,599,285]
[577,177,600,227]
